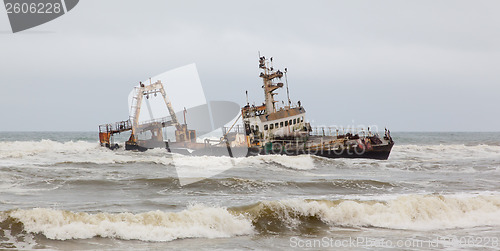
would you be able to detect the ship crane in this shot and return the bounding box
[99,80,195,151]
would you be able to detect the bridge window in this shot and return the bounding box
[280,122,284,127]
[264,125,268,130]
[256,125,259,131]
[275,123,278,128]
[289,120,292,125]
[293,119,296,124]
[270,124,274,129]
[285,121,288,126]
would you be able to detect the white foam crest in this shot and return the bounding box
[253,155,316,170]
[392,144,500,161]
[0,140,174,166]
[259,194,500,230]
[9,205,253,242]
[0,140,97,158]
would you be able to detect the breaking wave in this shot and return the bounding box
[240,194,500,233]
[391,144,500,161]
[0,140,98,158]
[2,194,500,242]
[252,154,316,170]
[0,140,174,166]
[0,205,253,242]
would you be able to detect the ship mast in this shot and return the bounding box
[259,56,284,114]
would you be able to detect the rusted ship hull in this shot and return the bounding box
[132,141,394,160]
[247,142,393,160]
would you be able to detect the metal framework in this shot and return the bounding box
[99,80,194,149]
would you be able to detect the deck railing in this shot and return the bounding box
[221,125,376,138]
[99,120,132,134]
[309,127,373,137]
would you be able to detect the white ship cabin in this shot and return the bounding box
[241,55,309,141]
[242,105,307,139]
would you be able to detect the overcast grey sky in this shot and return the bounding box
[1,0,499,132]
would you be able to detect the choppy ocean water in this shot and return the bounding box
[0,131,500,250]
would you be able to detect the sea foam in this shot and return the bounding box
[5,205,253,242]
[244,194,500,231]
[0,140,174,166]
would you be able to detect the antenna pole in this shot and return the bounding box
[183,107,187,125]
[285,68,291,106]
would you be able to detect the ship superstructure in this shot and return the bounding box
[242,57,308,141]
[239,56,394,159]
